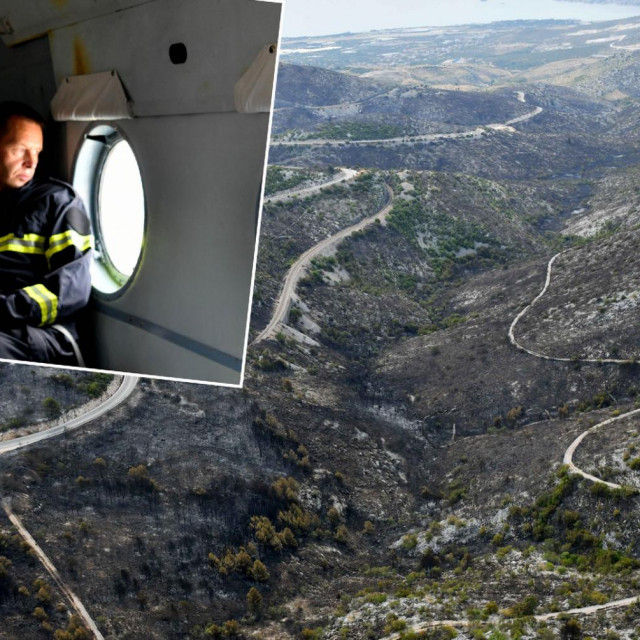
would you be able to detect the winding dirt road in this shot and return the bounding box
[0,375,139,454]
[563,406,640,489]
[509,250,635,365]
[258,97,543,347]
[264,167,359,204]
[252,184,394,345]
[263,98,638,635]
[3,500,106,640]
[385,592,640,639]
[386,241,640,638]
[509,249,638,484]
[1,375,139,638]
[271,106,543,148]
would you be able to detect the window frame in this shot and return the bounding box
[72,124,146,298]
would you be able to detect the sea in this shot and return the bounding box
[282,0,640,39]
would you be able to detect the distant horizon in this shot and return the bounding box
[281,0,640,39]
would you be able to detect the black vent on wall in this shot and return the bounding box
[169,43,187,65]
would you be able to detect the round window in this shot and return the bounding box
[73,125,146,295]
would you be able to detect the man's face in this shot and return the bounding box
[0,115,43,191]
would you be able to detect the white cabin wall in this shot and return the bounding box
[0,36,56,116]
[47,0,281,116]
[66,111,268,383]
[0,36,65,176]
[92,320,242,385]
[53,0,281,384]
[0,0,281,384]
[0,0,149,47]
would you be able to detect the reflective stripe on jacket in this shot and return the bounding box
[0,178,92,329]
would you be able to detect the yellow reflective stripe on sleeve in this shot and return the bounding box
[0,233,47,254]
[23,284,59,326]
[46,230,93,261]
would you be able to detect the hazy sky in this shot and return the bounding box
[280,0,640,38]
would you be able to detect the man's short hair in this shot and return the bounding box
[0,101,46,137]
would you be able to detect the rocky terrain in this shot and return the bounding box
[0,367,113,436]
[2,13,640,640]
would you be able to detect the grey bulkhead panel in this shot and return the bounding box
[0,35,56,120]
[47,0,280,115]
[41,0,282,384]
[65,112,268,385]
[0,0,150,47]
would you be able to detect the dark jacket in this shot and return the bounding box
[0,177,92,335]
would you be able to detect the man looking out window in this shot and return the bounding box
[0,101,92,364]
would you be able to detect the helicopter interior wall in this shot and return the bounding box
[0,0,281,385]
[0,0,149,47]
[0,36,63,176]
[84,311,245,386]
[65,111,269,385]
[47,0,280,117]
[0,36,54,114]
[54,0,280,385]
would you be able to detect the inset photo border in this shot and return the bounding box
[0,0,284,387]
